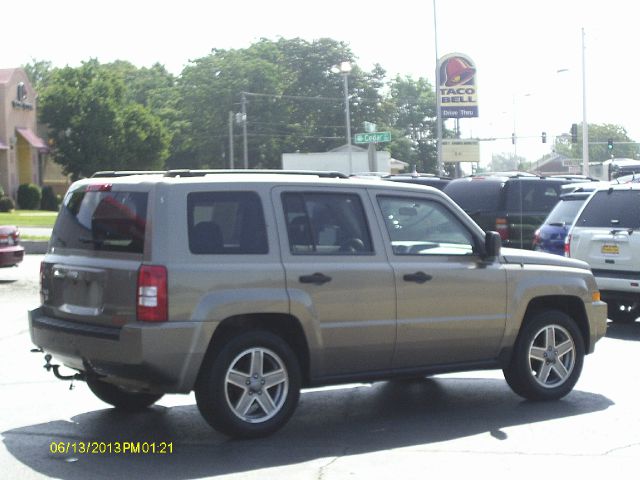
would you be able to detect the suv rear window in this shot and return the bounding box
[188,191,268,254]
[444,180,502,212]
[52,188,147,254]
[576,190,640,229]
[504,181,561,213]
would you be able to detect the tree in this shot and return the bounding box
[39,60,170,179]
[22,59,54,91]
[384,75,441,173]
[555,123,638,161]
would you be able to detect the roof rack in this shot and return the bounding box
[92,169,349,179]
[92,170,165,178]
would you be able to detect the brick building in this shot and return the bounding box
[0,68,48,199]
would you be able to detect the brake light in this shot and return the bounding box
[532,229,541,248]
[39,261,45,304]
[85,183,112,192]
[137,265,168,322]
[564,234,571,257]
[496,217,509,240]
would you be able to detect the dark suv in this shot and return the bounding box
[444,174,588,249]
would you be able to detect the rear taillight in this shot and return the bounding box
[496,217,509,240]
[564,234,571,257]
[532,229,541,248]
[137,265,168,322]
[39,261,45,304]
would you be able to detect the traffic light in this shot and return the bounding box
[608,138,614,151]
[512,133,516,145]
[541,132,547,143]
[570,123,578,143]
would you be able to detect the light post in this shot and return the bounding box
[581,27,589,176]
[334,61,353,173]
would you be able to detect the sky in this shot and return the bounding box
[2,0,637,167]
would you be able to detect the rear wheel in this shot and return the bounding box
[195,330,301,439]
[85,376,163,411]
[503,310,584,401]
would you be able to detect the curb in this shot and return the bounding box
[23,241,49,255]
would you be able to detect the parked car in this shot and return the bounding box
[606,158,640,180]
[533,191,592,255]
[443,173,588,249]
[0,225,24,267]
[29,170,607,438]
[382,172,452,191]
[566,183,640,323]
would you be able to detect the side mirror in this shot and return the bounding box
[484,231,502,259]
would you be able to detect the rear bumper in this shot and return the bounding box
[28,307,215,393]
[0,245,24,266]
[593,273,640,296]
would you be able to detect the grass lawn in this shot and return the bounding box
[0,210,57,227]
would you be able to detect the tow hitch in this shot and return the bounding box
[32,348,85,386]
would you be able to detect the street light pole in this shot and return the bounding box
[339,62,353,174]
[581,27,589,176]
[433,0,444,176]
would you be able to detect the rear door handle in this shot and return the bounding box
[403,271,433,284]
[299,273,332,285]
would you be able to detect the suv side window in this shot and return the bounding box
[187,191,268,254]
[282,192,373,255]
[378,196,474,256]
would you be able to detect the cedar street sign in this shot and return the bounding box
[354,131,391,144]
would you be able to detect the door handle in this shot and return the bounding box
[403,271,432,284]
[299,273,332,285]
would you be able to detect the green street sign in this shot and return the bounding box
[354,131,391,144]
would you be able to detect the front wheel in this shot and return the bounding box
[195,330,301,439]
[503,310,584,401]
[85,376,163,411]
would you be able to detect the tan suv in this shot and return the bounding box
[29,170,607,438]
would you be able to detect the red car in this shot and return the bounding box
[0,225,24,267]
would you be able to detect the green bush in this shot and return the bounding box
[0,196,15,212]
[41,186,61,211]
[0,184,4,197]
[17,183,42,210]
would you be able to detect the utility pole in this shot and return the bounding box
[228,111,234,169]
[581,28,589,176]
[433,0,444,176]
[241,92,248,169]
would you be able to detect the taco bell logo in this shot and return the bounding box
[438,53,479,118]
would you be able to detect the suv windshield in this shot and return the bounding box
[576,189,640,229]
[51,188,148,254]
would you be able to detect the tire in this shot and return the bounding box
[85,376,163,411]
[608,301,638,324]
[195,330,301,439]
[503,310,584,401]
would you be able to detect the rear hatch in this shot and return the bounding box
[42,181,150,327]
[569,189,640,273]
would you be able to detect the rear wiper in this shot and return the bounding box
[548,222,566,227]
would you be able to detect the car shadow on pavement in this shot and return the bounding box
[606,321,640,341]
[2,377,612,479]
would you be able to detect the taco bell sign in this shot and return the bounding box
[437,53,479,118]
